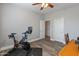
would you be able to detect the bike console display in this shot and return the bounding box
[28,27,32,34]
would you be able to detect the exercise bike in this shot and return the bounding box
[5,27,32,56]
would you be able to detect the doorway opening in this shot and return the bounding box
[45,21,50,40]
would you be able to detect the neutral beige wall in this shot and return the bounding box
[0,4,42,48]
[0,4,3,47]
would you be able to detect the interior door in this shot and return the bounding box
[52,17,64,43]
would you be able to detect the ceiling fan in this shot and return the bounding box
[32,3,54,10]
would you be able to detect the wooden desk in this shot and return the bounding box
[58,40,79,56]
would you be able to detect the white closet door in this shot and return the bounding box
[52,17,65,43]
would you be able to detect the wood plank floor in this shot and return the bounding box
[31,38,64,56]
[0,38,64,56]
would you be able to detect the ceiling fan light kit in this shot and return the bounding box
[32,3,54,10]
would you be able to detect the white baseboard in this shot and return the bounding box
[50,38,56,41]
[0,37,42,52]
[50,38,65,44]
[28,37,42,42]
[0,45,13,52]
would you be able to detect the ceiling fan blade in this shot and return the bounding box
[32,3,41,5]
[48,3,54,8]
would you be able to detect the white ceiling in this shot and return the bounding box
[15,3,79,14]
